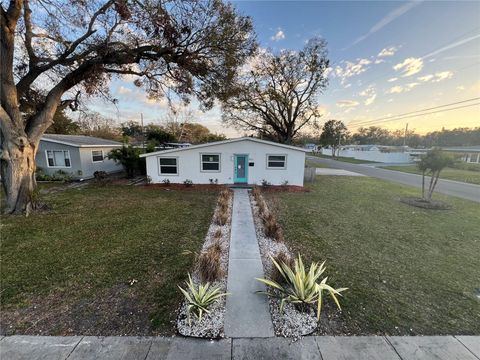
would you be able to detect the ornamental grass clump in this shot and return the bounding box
[178,274,229,324]
[197,243,224,282]
[214,210,228,226]
[256,255,347,320]
[262,212,283,242]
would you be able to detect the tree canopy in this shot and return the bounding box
[1,0,256,214]
[222,38,329,144]
[319,120,348,157]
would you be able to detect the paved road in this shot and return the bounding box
[307,156,480,203]
[1,335,479,360]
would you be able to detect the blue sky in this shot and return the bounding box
[91,1,480,136]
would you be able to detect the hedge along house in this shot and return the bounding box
[36,134,123,180]
[140,137,308,186]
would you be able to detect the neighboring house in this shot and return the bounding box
[140,137,308,186]
[442,146,480,164]
[320,145,413,163]
[37,134,123,179]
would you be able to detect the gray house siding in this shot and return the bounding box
[37,141,122,179]
[78,147,122,178]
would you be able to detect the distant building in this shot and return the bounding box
[442,146,480,164]
[37,134,123,179]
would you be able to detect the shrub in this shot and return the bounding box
[214,211,228,226]
[270,251,294,284]
[197,243,224,282]
[256,255,347,320]
[262,212,283,241]
[162,178,171,186]
[93,171,109,186]
[108,145,143,178]
[281,180,289,187]
[184,179,193,187]
[214,228,222,239]
[178,274,228,324]
[209,178,219,185]
[261,179,271,187]
[146,175,152,185]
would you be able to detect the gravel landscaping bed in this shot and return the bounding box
[176,192,232,338]
[249,191,318,338]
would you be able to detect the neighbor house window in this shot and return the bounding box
[267,154,286,169]
[46,150,71,168]
[159,157,178,175]
[201,154,220,172]
[92,150,104,162]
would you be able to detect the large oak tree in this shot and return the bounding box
[0,0,255,214]
[222,38,329,144]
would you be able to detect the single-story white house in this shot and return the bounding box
[140,137,308,186]
[36,134,123,179]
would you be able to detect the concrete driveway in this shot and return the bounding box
[307,156,480,203]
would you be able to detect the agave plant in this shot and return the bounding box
[178,274,229,324]
[256,255,347,320]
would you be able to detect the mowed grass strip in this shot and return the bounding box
[265,176,480,335]
[0,185,218,335]
[382,164,480,185]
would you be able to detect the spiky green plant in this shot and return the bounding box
[178,274,229,324]
[256,255,347,320]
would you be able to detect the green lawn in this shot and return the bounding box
[0,184,217,335]
[310,153,377,164]
[382,165,480,185]
[265,176,480,335]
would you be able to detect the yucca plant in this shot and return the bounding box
[178,274,229,324]
[256,255,347,320]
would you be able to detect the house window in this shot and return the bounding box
[201,154,220,172]
[159,157,178,175]
[92,150,104,162]
[46,150,71,168]
[267,154,286,169]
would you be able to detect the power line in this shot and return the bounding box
[348,97,480,126]
[348,102,480,128]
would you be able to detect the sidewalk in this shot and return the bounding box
[224,189,274,338]
[1,335,479,359]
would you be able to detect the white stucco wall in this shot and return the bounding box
[144,139,306,186]
[321,147,413,163]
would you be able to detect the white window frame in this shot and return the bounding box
[91,150,104,163]
[200,153,221,172]
[45,150,72,168]
[158,156,179,176]
[266,154,287,169]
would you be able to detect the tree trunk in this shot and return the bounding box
[1,136,38,215]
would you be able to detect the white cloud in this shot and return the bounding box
[334,58,372,84]
[387,82,419,94]
[349,2,421,46]
[336,100,359,109]
[271,29,285,41]
[378,46,399,57]
[359,85,377,106]
[456,85,465,91]
[388,77,398,82]
[117,86,132,94]
[393,57,424,77]
[418,71,453,83]
[374,58,385,64]
[364,94,377,106]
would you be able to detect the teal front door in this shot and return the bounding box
[234,155,248,183]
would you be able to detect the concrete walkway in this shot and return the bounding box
[2,335,479,359]
[224,189,275,338]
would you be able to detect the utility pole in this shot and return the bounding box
[403,122,408,147]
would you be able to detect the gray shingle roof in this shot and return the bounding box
[41,134,123,147]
